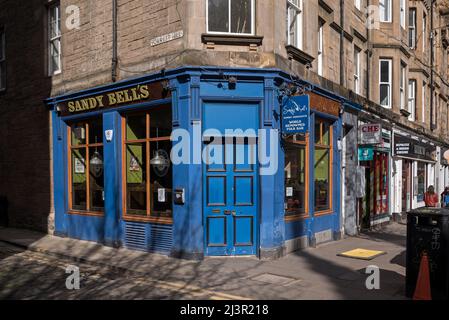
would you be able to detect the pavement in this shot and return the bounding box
[0,222,408,300]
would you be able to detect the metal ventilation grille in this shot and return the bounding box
[148,224,173,254]
[124,222,147,251]
[124,222,173,254]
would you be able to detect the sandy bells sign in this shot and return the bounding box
[360,123,382,145]
[282,95,310,134]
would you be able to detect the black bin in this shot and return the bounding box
[0,196,8,227]
[406,208,449,299]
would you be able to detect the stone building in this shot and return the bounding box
[1,0,449,258]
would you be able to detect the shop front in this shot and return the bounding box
[357,123,391,229]
[46,67,354,259]
[394,133,437,211]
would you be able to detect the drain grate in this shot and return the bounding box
[251,273,298,285]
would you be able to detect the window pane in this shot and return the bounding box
[322,122,330,145]
[71,123,86,145]
[314,148,330,211]
[0,62,5,89]
[126,143,147,215]
[89,146,104,211]
[380,84,390,106]
[380,61,390,82]
[89,118,103,144]
[208,0,229,32]
[149,105,172,138]
[314,122,321,144]
[150,140,173,218]
[231,0,252,34]
[285,145,306,216]
[126,114,146,140]
[50,39,60,72]
[72,148,87,211]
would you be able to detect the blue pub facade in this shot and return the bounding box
[46,67,359,259]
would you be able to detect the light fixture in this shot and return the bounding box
[150,128,170,177]
[90,137,103,177]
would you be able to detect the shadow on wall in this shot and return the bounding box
[0,1,53,232]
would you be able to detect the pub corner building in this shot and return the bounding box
[45,66,361,260]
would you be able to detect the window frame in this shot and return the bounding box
[284,133,310,221]
[206,0,256,36]
[408,79,416,121]
[0,26,5,91]
[400,0,406,29]
[379,58,392,109]
[409,8,416,49]
[67,120,105,216]
[314,119,333,215]
[354,46,361,94]
[318,18,324,77]
[354,0,362,11]
[121,108,173,224]
[422,81,426,123]
[379,0,392,23]
[286,0,303,50]
[400,62,406,110]
[48,2,62,76]
[423,13,427,53]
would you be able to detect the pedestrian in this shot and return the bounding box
[441,186,449,207]
[424,185,439,207]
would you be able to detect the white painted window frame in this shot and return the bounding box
[400,0,406,29]
[423,13,427,53]
[354,46,361,94]
[318,19,324,77]
[422,81,426,123]
[206,0,256,36]
[409,8,416,49]
[379,0,392,23]
[379,58,392,109]
[48,3,61,76]
[408,79,416,121]
[400,63,406,110]
[286,0,303,50]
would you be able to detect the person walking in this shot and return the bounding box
[424,185,439,207]
[441,186,449,207]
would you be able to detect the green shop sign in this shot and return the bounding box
[358,147,374,161]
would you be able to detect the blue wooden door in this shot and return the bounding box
[203,103,259,256]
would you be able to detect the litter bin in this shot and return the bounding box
[0,195,8,227]
[406,208,449,299]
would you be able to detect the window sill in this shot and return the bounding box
[68,210,104,217]
[285,213,310,222]
[314,209,333,217]
[201,33,263,47]
[285,45,314,67]
[123,215,173,225]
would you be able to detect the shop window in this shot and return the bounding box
[123,105,173,223]
[284,133,308,219]
[314,120,332,213]
[48,3,61,75]
[207,0,255,35]
[68,118,104,214]
[417,162,426,202]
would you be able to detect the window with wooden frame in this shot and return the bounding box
[122,105,173,223]
[314,119,333,213]
[284,133,309,220]
[68,118,104,215]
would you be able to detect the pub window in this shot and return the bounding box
[314,119,332,212]
[284,133,308,218]
[68,118,104,214]
[48,3,61,75]
[0,26,5,90]
[207,0,255,35]
[123,105,173,222]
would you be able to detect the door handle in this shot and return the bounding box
[224,210,231,215]
[231,210,236,216]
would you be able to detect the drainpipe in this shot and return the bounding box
[112,0,118,82]
[340,0,345,86]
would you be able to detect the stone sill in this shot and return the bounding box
[201,33,263,47]
[285,45,315,67]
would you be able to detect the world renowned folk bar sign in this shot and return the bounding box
[58,81,171,116]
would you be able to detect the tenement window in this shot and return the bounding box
[123,105,173,223]
[400,0,406,29]
[400,62,406,110]
[409,8,416,49]
[408,79,416,121]
[287,0,303,50]
[68,119,104,214]
[48,3,61,75]
[318,18,324,76]
[379,59,392,108]
[354,46,361,94]
[207,0,255,35]
[314,119,332,213]
[284,133,308,218]
[379,0,392,23]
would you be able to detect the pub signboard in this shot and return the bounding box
[282,95,310,134]
[394,135,436,162]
